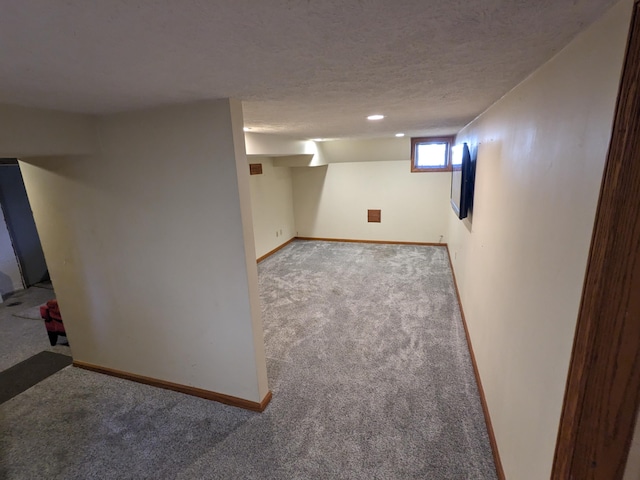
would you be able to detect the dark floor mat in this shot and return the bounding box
[0,351,72,404]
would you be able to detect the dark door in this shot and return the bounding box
[0,164,48,286]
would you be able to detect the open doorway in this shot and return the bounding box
[0,160,67,377]
[0,160,49,292]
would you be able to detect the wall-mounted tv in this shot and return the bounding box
[450,142,476,220]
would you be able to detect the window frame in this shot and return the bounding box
[410,136,454,173]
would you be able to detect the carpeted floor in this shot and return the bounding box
[0,240,497,479]
[0,287,69,372]
[12,305,45,321]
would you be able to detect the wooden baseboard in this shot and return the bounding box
[295,236,446,247]
[444,245,506,480]
[257,237,295,263]
[73,360,272,412]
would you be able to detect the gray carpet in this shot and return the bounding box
[0,287,69,371]
[0,240,497,479]
[12,305,45,321]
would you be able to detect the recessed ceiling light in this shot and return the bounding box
[395,133,405,137]
[243,127,251,132]
[367,114,385,121]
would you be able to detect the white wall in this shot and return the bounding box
[316,137,410,164]
[245,132,314,156]
[19,100,268,403]
[624,413,640,480]
[447,1,633,478]
[230,103,270,400]
[0,104,97,301]
[0,203,23,300]
[293,161,451,243]
[0,103,96,158]
[248,157,296,258]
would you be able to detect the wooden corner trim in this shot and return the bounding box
[445,245,506,480]
[552,4,640,476]
[295,236,446,247]
[410,135,455,173]
[73,360,272,412]
[257,237,295,263]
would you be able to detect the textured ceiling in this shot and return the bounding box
[0,0,620,139]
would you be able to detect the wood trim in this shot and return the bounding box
[249,163,263,175]
[552,4,640,478]
[445,245,506,480]
[73,361,272,412]
[411,166,452,173]
[257,237,295,263]
[410,135,455,173]
[295,236,446,247]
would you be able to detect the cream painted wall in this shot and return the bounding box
[0,204,23,300]
[248,157,296,258]
[316,137,410,164]
[229,102,270,399]
[245,132,314,156]
[19,100,268,403]
[0,104,96,158]
[0,102,96,299]
[624,413,640,480]
[447,1,633,478]
[292,161,451,243]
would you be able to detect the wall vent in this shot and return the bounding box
[368,209,381,223]
[249,164,263,175]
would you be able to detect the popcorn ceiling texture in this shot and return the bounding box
[0,0,619,138]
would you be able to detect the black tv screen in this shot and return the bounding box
[450,142,475,219]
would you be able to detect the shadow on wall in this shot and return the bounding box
[459,140,504,236]
[0,271,14,301]
[464,143,480,233]
[291,165,328,235]
[17,156,126,356]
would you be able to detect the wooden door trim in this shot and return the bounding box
[552,2,640,478]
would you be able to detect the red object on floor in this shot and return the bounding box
[40,299,66,346]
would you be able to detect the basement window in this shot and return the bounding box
[411,136,454,172]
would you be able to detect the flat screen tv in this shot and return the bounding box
[450,142,475,220]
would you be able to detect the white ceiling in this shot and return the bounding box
[0,0,620,139]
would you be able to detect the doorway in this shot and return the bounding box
[0,161,49,290]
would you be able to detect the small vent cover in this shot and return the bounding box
[368,209,381,223]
